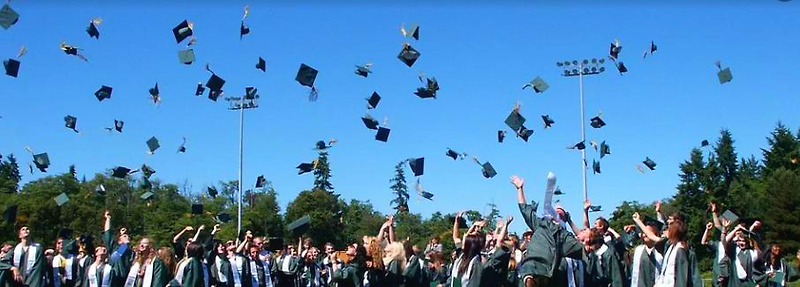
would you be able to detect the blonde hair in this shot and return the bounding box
[382,242,406,273]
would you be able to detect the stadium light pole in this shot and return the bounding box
[556,59,606,201]
[226,87,260,239]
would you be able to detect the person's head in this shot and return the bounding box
[0,242,12,255]
[588,228,604,252]
[667,212,685,225]
[577,228,592,246]
[138,238,154,254]
[346,243,357,256]
[367,238,385,270]
[771,243,782,256]
[225,240,236,254]
[18,226,30,240]
[118,229,130,245]
[324,242,335,255]
[213,240,226,255]
[55,238,64,253]
[428,252,444,268]
[666,220,687,244]
[249,245,260,259]
[522,230,533,242]
[431,236,440,244]
[303,238,312,248]
[306,247,319,262]
[253,237,263,250]
[641,224,662,245]
[352,245,368,267]
[45,249,55,262]
[459,234,486,275]
[94,246,108,261]
[383,242,405,262]
[186,242,204,260]
[507,234,520,250]
[593,217,609,233]
[286,244,297,256]
[157,247,176,276]
[403,241,416,259]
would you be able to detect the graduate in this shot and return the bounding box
[75,235,95,287]
[404,241,424,287]
[205,225,234,287]
[724,221,765,287]
[101,211,133,287]
[298,246,323,287]
[0,242,12,286]
[274,240,301,287]
[123,237,172,287]
[629,213,666,287]
[333,244,366,287]
[383,242,406,287]
[0,226,47,287]
[448,216,513,287]
[246,240,269,287]
[228,238,252,287]
[252,237,274,287]
[510,174,585,287]
[653,215,691,287]
[584,228,626,287]
[180,242,210,287]
[52,233,80,287]
[84,246,111,287]
[763,243,800,287]
[702,220,730,287]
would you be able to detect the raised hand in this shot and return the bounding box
[655,200,661,212]
[197,225,206,231]
[706,222,714,231]
[584,199,592,211]
[510,175,524,190]
[184,226,194,232]
[632,212,641,222]
[710,202,718,213]
[507,216,514,225]
[104,211,111,219]
[624,225,636,233]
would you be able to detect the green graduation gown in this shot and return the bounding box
[333,262,363,287]
[181,258,207,287]
[102,231,132,287]
[404,255,424,287]
[629,245,659,287]
[448,248,510,287]
[0,242,46,287]
[585,244,626,287]
[517,202,584,280]
[385,259,403,287]
[707,240,729,287]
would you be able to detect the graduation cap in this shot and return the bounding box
[0,4,20,29]
[296,160,317,175]
[146,137,160,154]
[361,114,379,130]
[643,41,657,59]
[3,205,18,224]
[148,83,160,103]
[446,215,468,229]
[296,63,318,88]
[415,77,439,99]
[505,109,526,133]
[701,140,710,147]
[255,175,267,188]
[141,164,156,179]
[409,157,424,177]
[615,61,628,74]
[111,166,131,178]
[401,23,420,40]
[191,203,203,215]
[205,72,226,101]
[58,228,74,240]
[287,215,311,235]
[314,139,336,150]
[367,92,381,109]
[86,18,101,39]
[498,131,506,143]
[588,205,602,212]
[140,192,154,201]
[32,153,50,172]
[446,148,463,160]
[106,120,124,133]
[256,57,266,72]
[609,39,622,60]
[178,49,195,65]
[239,5,251,39]
[195,83,205,96]
[94,184,106,196]
[177,137,187,153]
[569,141,586,150]
[173,20,193,43]
[54,193,70,206]
[590,115,606,129]
[592,160,601,174]
[397,43,421,67]
[599,141,611,159]
[717,67,733,84]
[207,186,218,198]
[553,187,564,195]
[720,210,739,224]
[542,115,555,129]
[215,213,233,224]
[268,237,284,251]
[518,127,534,142]
[64,116,79,133]
[415,179,434,200]
[642,216,664,231]
[95,86,113,102]
[642,157,657,170]
[3,58,20,78]
[480,162,497,178]
[355,64,372,77]
[523,77,549,93]
[375,127,391,142]
[60,42,88,61]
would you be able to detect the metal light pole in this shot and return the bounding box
[556,59,605,201]
[226,87,260,238]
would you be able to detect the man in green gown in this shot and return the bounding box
[0,226,47,287]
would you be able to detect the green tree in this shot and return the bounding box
[763,168,800,252]
[243,186,284,239]
[673,148,712,268]
[608,201,655,234]
[0,154,21,194]
[715,129,739,190]
[762,123,800,175]
[285,189,344,247]
[313,151,334,192]
[727,156,766,219]
[341,199,385,245]
[389,161,409,213]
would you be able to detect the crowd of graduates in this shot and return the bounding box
[1,173,799,287]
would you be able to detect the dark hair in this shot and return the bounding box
[589,228,604,247]
[353,245,368,268]
[668,212,685,223]
[404,241,415,259]
[186,242,204,260]
[595,217,609,227]
[458,234,485,276]
[667,220,687,244]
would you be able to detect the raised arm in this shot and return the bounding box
[104,210,112,232]
[724,224,743,245]
[191,225,205,243]
[297,237,303,257]
[559,208,582,236]
[388,216,396,243]
[452,211,463,247]
[174,226,193,243]
[655,200,665,224]
[377,216,393,244]
[495,217,513,249]
[710,202,722,230]
[701,222,713,245]
[237,231,252,254]
[633,212,662,243]
[511,176,526,204]
[582,199,591,229]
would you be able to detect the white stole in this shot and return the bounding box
[655,242,683,287]
[734,247,757,280]
[594,244,609,271]
[280,256,292,273]
[249,260,260,287]
[716,242,725,264]
[125,259,154,287]
[258,251,274,287]
[566,258,584,287]
[174,258,189,284]
[451,255,479,287]
[88,262,112,287]
[631,245,663,287]
[215,256,228,283]
[230,256,243,287]
[13,243,37,276]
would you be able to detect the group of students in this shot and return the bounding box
[2,173,800,287]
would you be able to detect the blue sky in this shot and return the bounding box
[2,1,799,234]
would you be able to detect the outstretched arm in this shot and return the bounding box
[388,217,396,243]
[701,222,713,245]
[237,231,251,254]
[191,225,205,243]
[495,217,513,249]
[724,224,743,245]
[104,210,112,232]
[511,176,526,204]
[710,202,722,230]
[633,212,662,243]
[655,200,665,224]
[452,211,463,246]
[377,216,393,244]
[582,199,591,229]
[174,226,193,243]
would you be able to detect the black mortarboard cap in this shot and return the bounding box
[114,120,124,133]
[701,140,710,147]
[195,83,205,96]
[525,77,549,93]
[447,215,468,229]
[481,162,497,178]
[361,114,379,130]
[367,92,381,109]
[149,83,159,97]
[615,61,628,74]
[288,215,311,235]
[446,149,459,160]
[650,41,657,53]
[207,186,218,198]
[375,127,390,142]
[406,24,420,40]
[111,166,131,178]
[0,4,19,30]
[240,22,250,39]
[554,187,564,195]
[64,115,78,132]
[268,238,284,251]
[206,74,225,93]
[141,164,155,179]
[498,131,506,143]
[178,49,195,65]
[191,203,203,215]
[609,40,622,60]
[590,116,606,129]
[94,184,106,196]
[215,213,233,224]
[643,216,665,231]
[54,193,70,206]
[297,162,315,175]
[33,153,50,172]
[420,191,434,200]
[140,191,154,200]
[295,64,318,88]
[588,205,602,212]
[570,141,586,150]
[146,137,160,154]
[255,175,267,188]
[95,86,113,102]
[397,44,421,67]
[542,115,555,129]
[173,20,193,43]
[355,65,371,77]
[592,160,601,174]
[518,127,534,142]
[414,77,439,99]
[643,157,657,170]
[718,67,733,84]
[505,110,526,132]
[256,57,266,72]
[3,205,18,224]
[58,228,74,239]
[87,22,99,39]
[409,157,424,176]
[4,58,20,77]
[599,141,611,159]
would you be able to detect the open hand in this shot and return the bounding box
[510,175,524,190]
[710,202,718,213]
[655,200,661,212]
